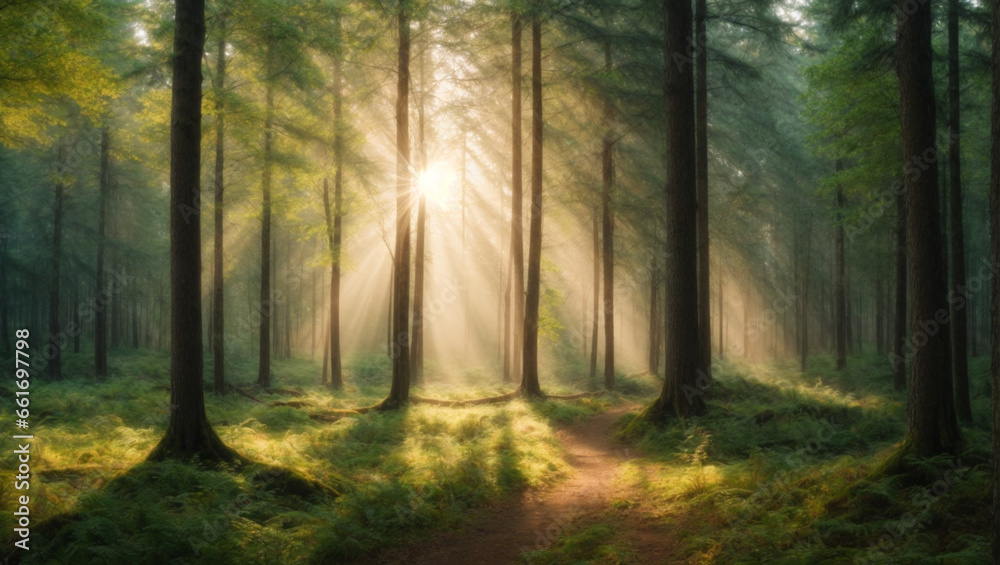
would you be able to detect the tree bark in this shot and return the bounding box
[897,0,962,457]
[503,247,513,381]
[990,0,1000,550]
[510,11,525,385]
[257,82,274,389]
[329,20,344,388]
[647,265,660,374]
[695,0,711,382]
[601,42,615,391]
[520,12,543,398]
[590,210,599,382]
[385,1,411,409]
[212,26,226,394]
[717,270,723,358]
[148,0,237,463]
[95,127,110,379]
[649,0,705,420]
[948,0,972,422]
[893,190,907,390]
[411,36,428,385]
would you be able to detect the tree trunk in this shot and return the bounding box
[647,265,660,374]
[411,36,428,385]
[212,27,226,394]
[948,0,972,422]
[257,81,274,389]
[695,0,711,382]
[385,1,411,409]
[649,0,704,420]
[601,42,615,391]
[835,160,847,370]
[329,23,344,388]
[893,190,907,390]
[520,12,543,398]
[95,127,110,378]
[322,177,343,387]
[48,144,66,381]
[989,0,1000,550]
[717,271,723,358]
[510,11,525,385]
[271,230,280,359]
[590,210,599,382]
[503,248,512,381]
[321,308,330,385]
[148,0,237,463]
[897,0,961,458]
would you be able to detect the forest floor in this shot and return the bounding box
[368,405,677,565]
[0,349,993,564]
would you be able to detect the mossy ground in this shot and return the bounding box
[0,348,613,564]
[0,348,992,564]
[571,352,991,565]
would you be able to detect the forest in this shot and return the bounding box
[1,0,999,562]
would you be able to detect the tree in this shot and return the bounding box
[695,0,711,382]
[95,127,110,379]
[48,144,67,381]
[212,18,227,394]
[947,0,972,422]
[894,191,907,390]
[510,10,525,385]
[590,210,600,382]
[257,79,275,389]
[520,9,544,398]
[384,0,412,409]
[410,31,429,384]
[990,0,1000,554]
[148,0,238,463]
[326,13,345,389]
[645,0,705,421]
[895,0,961,459]
[601,42,615,391]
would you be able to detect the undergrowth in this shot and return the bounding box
[614,352,991,564]
[0,348,598,564]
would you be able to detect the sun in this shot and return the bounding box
[415,162,455,206]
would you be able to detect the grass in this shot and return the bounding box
[608,352,992,564]
[1,347,992,564]
[0,347,604,564]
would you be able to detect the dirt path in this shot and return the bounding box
[367,406,677,564]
